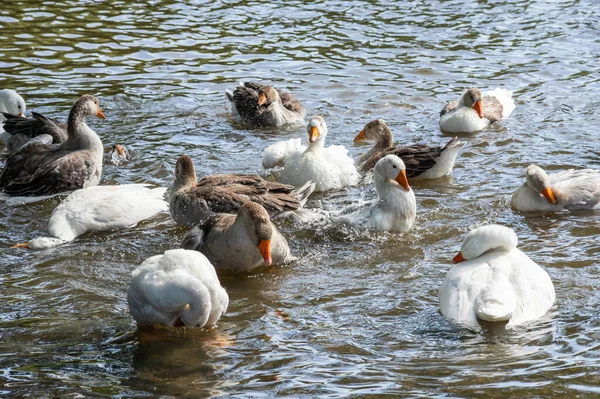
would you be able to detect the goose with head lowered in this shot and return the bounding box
[0,94,105,196]
[337,155,416,233]
[2,111,67,154]
[127,249,229,328]
[11,184,168,249]
[262,115,359,192]
[226,82,305,127]
[169,155,315,226]
[511,164,600,212]
[182,202,295,273]
[354,119,465,178]
[439,87,515,133]
[439,224,555,331]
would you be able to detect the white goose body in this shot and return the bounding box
[262,116,359,192]
[511,165,600,212]
[127,249,229,328]
[339,155,416,232]
[16,184,168,249]
[439,225,555,331]
[439,88,515,133]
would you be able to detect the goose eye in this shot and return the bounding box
[393,165,397,169]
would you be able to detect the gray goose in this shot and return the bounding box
[354,119,465,179]
[0,95,105,196]
[181,202,294,272]
[225,82,305,127]
[169,155,315,226]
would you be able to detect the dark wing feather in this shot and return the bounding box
[2,112,67,143]
[0,146,97,196]
[195,174,302,216]
[232,85,262,122]
[482,96,503,122]
[278,89,304,114]
[440,100,459,117]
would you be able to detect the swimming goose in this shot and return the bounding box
[169,155,315,226]
[127,249,229,328]
[0,94,105,196]
[511,164,600,212]
[439,88,515,133]
[2,111,67,154]
[181,202,294,272]
[354,119,466,178]
[226,82,305,127]
[262,115,359,192]
[109,144,130,165]
[337,155,416,232]
[11,184,168,249]
[439,224,555,331]
[0,89,26,146]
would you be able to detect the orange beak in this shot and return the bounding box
[97,108,106,119]
[18,112,24,117]
[395,169,410,191]
[258,239,272,266]
[258,93,267,106]
[114,144,125,156]
[309,126,320,143]
[11,242,30,249]
[353,129,366,143]
[541,187,557,205]
[452,252,465,264]
[472,100,483,118]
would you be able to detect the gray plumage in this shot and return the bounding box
[169,155,315,226]
[2,111,67,154]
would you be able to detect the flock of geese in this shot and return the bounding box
[1,83,599,332]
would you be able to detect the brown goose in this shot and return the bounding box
[354,119,466,179]
[225,82,305,127]
[2,111,67,153]
[181,202,295,272]
[439,87,515,133]
[169,155,315,226]
[0,95,105,196]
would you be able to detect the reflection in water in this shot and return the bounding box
[0,0,600,397]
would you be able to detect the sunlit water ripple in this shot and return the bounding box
[1,0,599,397]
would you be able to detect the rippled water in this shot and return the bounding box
[1,0,599,397]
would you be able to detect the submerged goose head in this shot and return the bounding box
[453,224,518,264]
[0,89,26,117]
[307,115,327,144]
[236,202,273,266]
[460,88,483,118]
[175,155,198,186]
[525,164,557,205]
[354,119,393,148]
[257,86,280,107]
[374,155,410,191]
[110,144,130,165]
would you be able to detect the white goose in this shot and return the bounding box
[127,249,229,328]
[337,155,416,232]
[439,224,555,331]
[439,88,515,133]
[511,164,600,212]
[0,89,26,145]
[262,115,359,192]
[11,184,168,249]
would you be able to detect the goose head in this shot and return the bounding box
[237,202,273,266]
[354,119,393,148]
[525,164,557,205]
[174,155,197,185]
[110,144,130,165]
[73,94,105,119]
[452,224,518,264]
[374,154,410,191]
[257,86,280,107]
[307,115,327,144]
[460,88,483,118]
[0,89,26,117]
